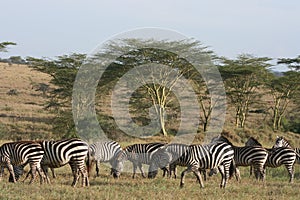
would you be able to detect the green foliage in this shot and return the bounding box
[27,54,86,138]
[278,55,300,71]
[219,54,272,128]
[0,41,16,52]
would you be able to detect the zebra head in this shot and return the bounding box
[113,150,126,178]
[148,148,171,179]
[273,136,290,148]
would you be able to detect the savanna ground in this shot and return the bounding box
[1,63,300,199]
[0,162,300,200]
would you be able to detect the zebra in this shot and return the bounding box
[16,138,90,187]
[88,140,122,178]
[115,142,167,178]
[149,142,235,188]
[212,136,268,182]
[245,137,264,177]
[148,143,210,180]
[0,141,45,184]
[246,137,297,183]
[273,136,300,164]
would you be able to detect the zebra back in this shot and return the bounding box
[0,141,44,166]
[40,138,89,168]
[89,141,122,163]
[119,142,166,164]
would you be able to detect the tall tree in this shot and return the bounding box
[85,39,211,136]
[266,57,300,131]
[27,53,86,138]
[219,54,272,128]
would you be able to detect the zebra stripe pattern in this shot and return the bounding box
[265,147,296,183]
[17,138,90,187]
[148,143,209,180]
[179,142,235,188]
[0,141,45,184]
[246,137,296,183]
[115,142,166,178]
[273,136,300,164]
[148,143,189,179]
[41,138,89,187]
[88,140,122,178]
[245,137,263,177]
[149,142,235,188]
[213,136,268,181]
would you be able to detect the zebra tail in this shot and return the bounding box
[86,150,92,177]
[229,159,236,179]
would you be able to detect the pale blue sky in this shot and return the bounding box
[1,0,299,70]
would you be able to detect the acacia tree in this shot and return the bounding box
[88,39,214,137]
[266,56,300,131]
[219,54,272,128]
[27,54,86,138]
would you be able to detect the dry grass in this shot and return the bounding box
[0,63,53,140]
[0,163,300,200]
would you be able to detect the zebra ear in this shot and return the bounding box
[276,136,279,139]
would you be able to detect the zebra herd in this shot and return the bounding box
[0,136,299,188]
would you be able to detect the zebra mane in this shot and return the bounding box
[246,137,262,146]
[211,135,233,146]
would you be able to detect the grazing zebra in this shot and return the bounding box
[246,137,297,183]
[212,136,268,181]
[88,140,122,178]
[148,143,189,179]
[149,142,235,188]
[273,136,300,164]
[115,142,167,178]
[18,138,90,187]
[148,143,209,180]
[0,141,45,184]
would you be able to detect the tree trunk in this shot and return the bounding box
[159,106,167,136]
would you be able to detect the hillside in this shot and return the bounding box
[0,62,54,140]
[0,62,299,147]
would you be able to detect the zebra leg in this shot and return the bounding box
[287,164,294,183]
[193,168,204,188]
[132,163,138,179]
[219,164,230,188]
[0,166,4,181]
[79,165,90,187]
[7,163,17,183]
[169,164,177,179]
[180,167,193,188]
[51,168,56,179]
[28,163,38,184]
[138,163,146,178]
[200,169,207,181]
[42,166,51,184]
[235,167,241,182]
[36,164,45,185]
[95,161,100,177]
[70,164,80,187]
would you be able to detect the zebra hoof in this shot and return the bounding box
[180,183,184,188]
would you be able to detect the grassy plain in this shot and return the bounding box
[0,164,300,200]
[1,63,300,199]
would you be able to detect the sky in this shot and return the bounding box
[1,0,299,71]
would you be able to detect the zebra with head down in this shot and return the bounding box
[114,142,167,179]
[148,142,235,188]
